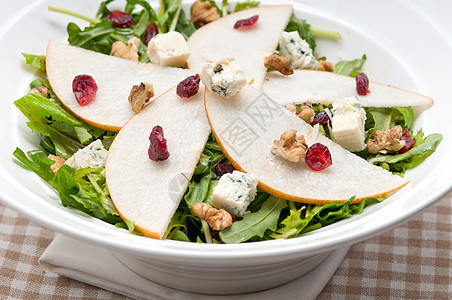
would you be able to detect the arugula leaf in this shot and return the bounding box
[184,173,212,208]
[22,54,46,72]
[271,197,379,239]
[368,133,442,165]
[14,93,113,158]
[334,54,367,77]
[234,1,260,12]
[51,165,126,224]
[13,148,55,182]
[220,196,287,243]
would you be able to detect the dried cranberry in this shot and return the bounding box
[148,126,170,162]
[144,22,158,45]
[233,15,259,29]
[356,72,370,96]
[215,162,235,177]
[72,75,98,106]
[397,128,416,154]
[311,111,332,127]
[305,143,332,171]
[177,74,201,98]
[106,10,134,28]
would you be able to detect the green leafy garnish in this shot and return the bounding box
[271,197,380,239]
[368,133,442,173]
[22,54,46,72]
[14,93,113,159]
[234,1,260,12]
[334,54,367,77]
[220,196,287,243]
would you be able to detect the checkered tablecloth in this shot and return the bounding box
[0,190,451,299]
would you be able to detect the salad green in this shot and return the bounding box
[14,0,441,244]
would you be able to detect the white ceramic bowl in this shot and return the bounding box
[1,0,451,294]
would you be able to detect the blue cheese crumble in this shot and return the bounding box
[200,58,247,98]
[331,97,367,152]
[279,31,317,70]
[64,139,108,169]
[211,171,258,217]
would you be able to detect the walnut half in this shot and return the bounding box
[128,82,155,113]
[316,61,335,72]
[367,125,406,154]
[264,54,294,76]
[191,0,219,28]
[192,202,233,231]
[111,37,141,61]
[271,129,308,162]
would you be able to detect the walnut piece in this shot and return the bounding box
[48,154,65,173]
[111,37,141,61]
[28,85,48,98]
[192,202,233,231]
[271,129,308,162]
[128,82,155,113]
[298,101,315,123]
[191,0,219,28]
[264,54,294,76]
[367,125,406,154]
[316,61,335,72]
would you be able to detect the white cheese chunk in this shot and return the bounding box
[65,139,108,169]
[331,97,367,152]
[147,31,190,67]
[279,31,317,70]
[200,58,247,98]
[211,171,258,217]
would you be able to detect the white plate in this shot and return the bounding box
[1,0,451,294]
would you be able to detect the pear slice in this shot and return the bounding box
[46,41,196,131]
[204,85,409,204]
[187,5,293,90]
[263,70,433,108]
[106,86,210,239]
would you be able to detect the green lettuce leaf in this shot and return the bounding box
[13,148,55,182]
[220,196,287,243]
[22,54,46,72]
[14,93,114,159]
[334,54,367,77]
[368,133,442,166]
[271,197,380,239]
[234,1,260,12]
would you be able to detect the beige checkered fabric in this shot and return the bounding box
[1,191,451,299]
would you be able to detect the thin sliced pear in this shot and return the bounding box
[106,86,210,239]
[204,85,409,204]
[46,41,196,131]
[263,70,433,108]
[187,5,293,90]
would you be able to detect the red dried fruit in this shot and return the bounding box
[356,72,370,96]
[215,162,235,177]
[311,111,332,127]
[233,15,259,29]
[72,75,98,106]
[305,143,332,171]
[106,10,134,28]
[144,22,158,45]
[177,74,201,98]
[148,126,170,162]
[397,128,416,154]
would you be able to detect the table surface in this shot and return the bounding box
[0,190,450,299]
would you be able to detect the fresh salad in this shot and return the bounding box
[13,0,442,243]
